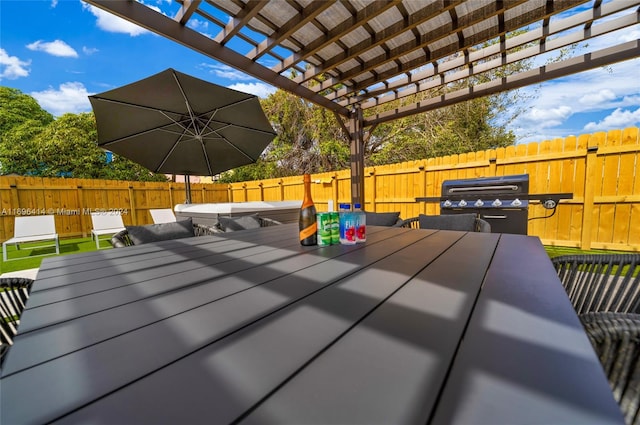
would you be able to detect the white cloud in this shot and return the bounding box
[201,63,255,81]
[30,82,93,116]
[579,89,616,106]
[584,107,640,131]
[523,105,573,128]
[0,48,30,80]
[82,46,99,55]
[620,29,640,43]
[187,18,209,32]
[26,40,78,58]
[621,95,640,107]
[83,4,149,36]
[510,56,640,142]
[228,82,276,98]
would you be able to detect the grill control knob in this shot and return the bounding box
[511,198,522,207]
[443,200,452,207]
[475,199,484,207]
[492,199,502,207]
[459,199,467,207]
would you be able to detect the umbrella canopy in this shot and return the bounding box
[89,68,276,180]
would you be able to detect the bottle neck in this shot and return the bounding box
[302,176,314,208]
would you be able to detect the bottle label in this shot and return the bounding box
[299,222,317,241]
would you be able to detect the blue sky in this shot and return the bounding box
[1,0,639,145]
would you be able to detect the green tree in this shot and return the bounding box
[220,90,351,182]
[0,87,53,135]
[0,88,168,181]
[29,113,168,181]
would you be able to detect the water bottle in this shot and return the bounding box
[353,203,366,243]
[338,203,356,245]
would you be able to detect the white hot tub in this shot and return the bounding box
[174,201,302,226]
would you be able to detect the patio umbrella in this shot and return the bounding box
[89,68,276,203]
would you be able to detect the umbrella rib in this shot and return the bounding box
[99,120,193,147]
[91,96,194,126]
[172,71,214,176]
[156,130,188,174]
[172,71,201,136]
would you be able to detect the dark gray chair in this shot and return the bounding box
[400,213,491,232]
[0,277,34,365]
[364,211,404,227]
[216,215,282,232]
[111,222,222,248]
[552,254,640,314]
[580,312,640,425]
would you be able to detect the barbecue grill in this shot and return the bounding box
[440,175,530,234]
[416,174,572,235]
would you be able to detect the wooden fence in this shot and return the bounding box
[1,127,638,251]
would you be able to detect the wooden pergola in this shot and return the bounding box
[84,0,640,204]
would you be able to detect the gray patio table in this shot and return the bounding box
[0,224,624,424]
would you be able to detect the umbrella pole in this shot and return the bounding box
[185,174,192,204]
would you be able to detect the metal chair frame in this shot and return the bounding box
[552,254,640,314]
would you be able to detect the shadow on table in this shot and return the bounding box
[2,225,619,424]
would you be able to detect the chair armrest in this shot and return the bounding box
[399,217,419,229]
[580,312,640,424]
[111,230,134,248]
[552,253,640,314]
[193,223,224,236]
[391,218,405,227]
[258,217,282,227]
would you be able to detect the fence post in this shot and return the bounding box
[580,137,600,250]
[128,185,137,225]
[488,156,497,176]
[369,169,377,212]
[419,165,426,214]
[77,185,88,237]
[10,184,19,211]
[259,182,264,201]
[278,180,284,201]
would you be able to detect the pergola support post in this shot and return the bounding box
[349,106,365,207]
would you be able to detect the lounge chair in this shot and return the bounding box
[90,212,126,249]
[2,215,59,262]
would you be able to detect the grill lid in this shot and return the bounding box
[441,174,529,209]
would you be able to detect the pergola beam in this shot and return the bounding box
[365,40,640,127]
[347,0,636,108]
[84,0,350,117]
[359,9,639,111]
[214,0,267,45]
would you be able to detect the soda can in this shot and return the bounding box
[316,212,333,246]
[330,212,340,245]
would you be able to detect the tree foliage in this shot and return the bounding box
[0,87,54,135]
[0,87,167,181]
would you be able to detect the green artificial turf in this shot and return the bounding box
[544,245,628,258]
[0,236,107,274]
